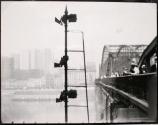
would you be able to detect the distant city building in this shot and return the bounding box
[29,49,36,70]
[45,73,54,88]
[11,48,53,73]
[12,54,20,70]
[1,56,14,81]
[20,50,30,70]
[34,49,53,73]
[44,49,53,73]
[1,49,54,89]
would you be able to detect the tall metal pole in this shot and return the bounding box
[64,6,68,123]
[55,6,77,123]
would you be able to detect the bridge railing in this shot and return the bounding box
[95,72,157,121]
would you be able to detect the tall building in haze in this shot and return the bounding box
[12,54,20,70]
[1,56,14,81]
[12,49,53,73]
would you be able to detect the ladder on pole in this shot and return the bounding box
[67,31,90,123]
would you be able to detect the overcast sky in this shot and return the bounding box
[1,1,157,73]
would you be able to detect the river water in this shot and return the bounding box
[1,88,96,123]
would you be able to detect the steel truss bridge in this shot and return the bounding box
[95,37,157,123]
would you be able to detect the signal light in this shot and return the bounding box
[68,14,77,22]
[60,56,69,65]
[56,89,77,103]
[54,55,68,68]
[60,14,77,24]
[56,90,66,103]
[54,63,61,68]
[68,89,77,98]
[56,98,62,103]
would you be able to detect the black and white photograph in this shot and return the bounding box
[1,1,157,123]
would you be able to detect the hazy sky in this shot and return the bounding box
[1,1,157,71]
